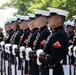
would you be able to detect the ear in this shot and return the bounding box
[47,18,50,23]
[40,18,42,22]
[41,19,43,21]
[57,17,61,22]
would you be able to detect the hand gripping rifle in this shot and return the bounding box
[12,45,18,75]
[73,29,76,75]
[8,44,17,75]
[0,42,3,75]
[27,33,32,75]
[20,46,26,75]
[11,31,19,75]
[7,44,12,75]
[0,41,6,75]
[69,29,76,75]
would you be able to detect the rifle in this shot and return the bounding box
[8,44,12,75]
[70,29,76,75]
[74,58,76,75]
[0,49,3,75]
[0,42,6,75]
[73,29,76,75]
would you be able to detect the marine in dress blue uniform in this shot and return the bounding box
[4,21,14,61]
[64,21,75,65]
[27,13,39,49]
[72,16,76,46]
[0,28,4,42]
[4,20,14,75]
[38,7,69,75]
[17,15,31,75]
[29,9,50,75]
[24,13,39,75]
[8,18,19,75]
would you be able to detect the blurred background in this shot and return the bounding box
[0,0,76,30]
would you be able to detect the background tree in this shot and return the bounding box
[0,0,30,15]
[0,0,76,19]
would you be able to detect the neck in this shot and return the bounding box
[31,27,35,30]
[0,32,2,33]
[52,23,63,29]
[24,27,29,30]
[8,29,12,31]
[38,24,46,29]
[23,27,28,30]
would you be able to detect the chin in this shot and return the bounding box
[49,25,52,28]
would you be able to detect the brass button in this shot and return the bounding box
[34,54,36,56]
[42,57,44,58]
[45,57,47,60]
[48,65,50,67]
[45,66,46,68]
[31,54,33,56]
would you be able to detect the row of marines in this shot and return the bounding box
[0,7,76,75]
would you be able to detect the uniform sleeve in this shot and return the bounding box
[51,33,68,64]
[5,31,14,43]
[14,31,23,45]
[34,31,50,50]
[28,32,37,49]
[22,32,30,46]
[0,33,4,42]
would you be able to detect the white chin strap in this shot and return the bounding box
[12,45,18,56]
[25,47,32,61]
[36,49,43,66]
[19,46,25,59]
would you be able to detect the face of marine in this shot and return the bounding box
[48,15,63,28]
[34,16,47,28]
[74,22,76,29]
[5,24,12,31]
[11,22,17,30]
[28,20,35,29]
[19,21,28,30]
[66,26,74,34]
[0,29,3,33]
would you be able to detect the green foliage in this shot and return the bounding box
[0,0,76,19]
[0,0,29,15]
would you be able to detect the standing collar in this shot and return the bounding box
[39,26,47,31]
[52,26,63,32]
[24,28,30,32]
[8,29,13,33]
[69,31,74,35]
[32,28,38,32]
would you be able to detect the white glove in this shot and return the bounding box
[7,44,11,54]
[73,46,76,57]
[5,44,9,53]
[36,49,43,65]
[25,47,32,61]
[19,46,25,58]
[12,45,17,56]
[36,49,43,57]
[0,41,5,51]
[37,58,42,65]
[68,45,73,56]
